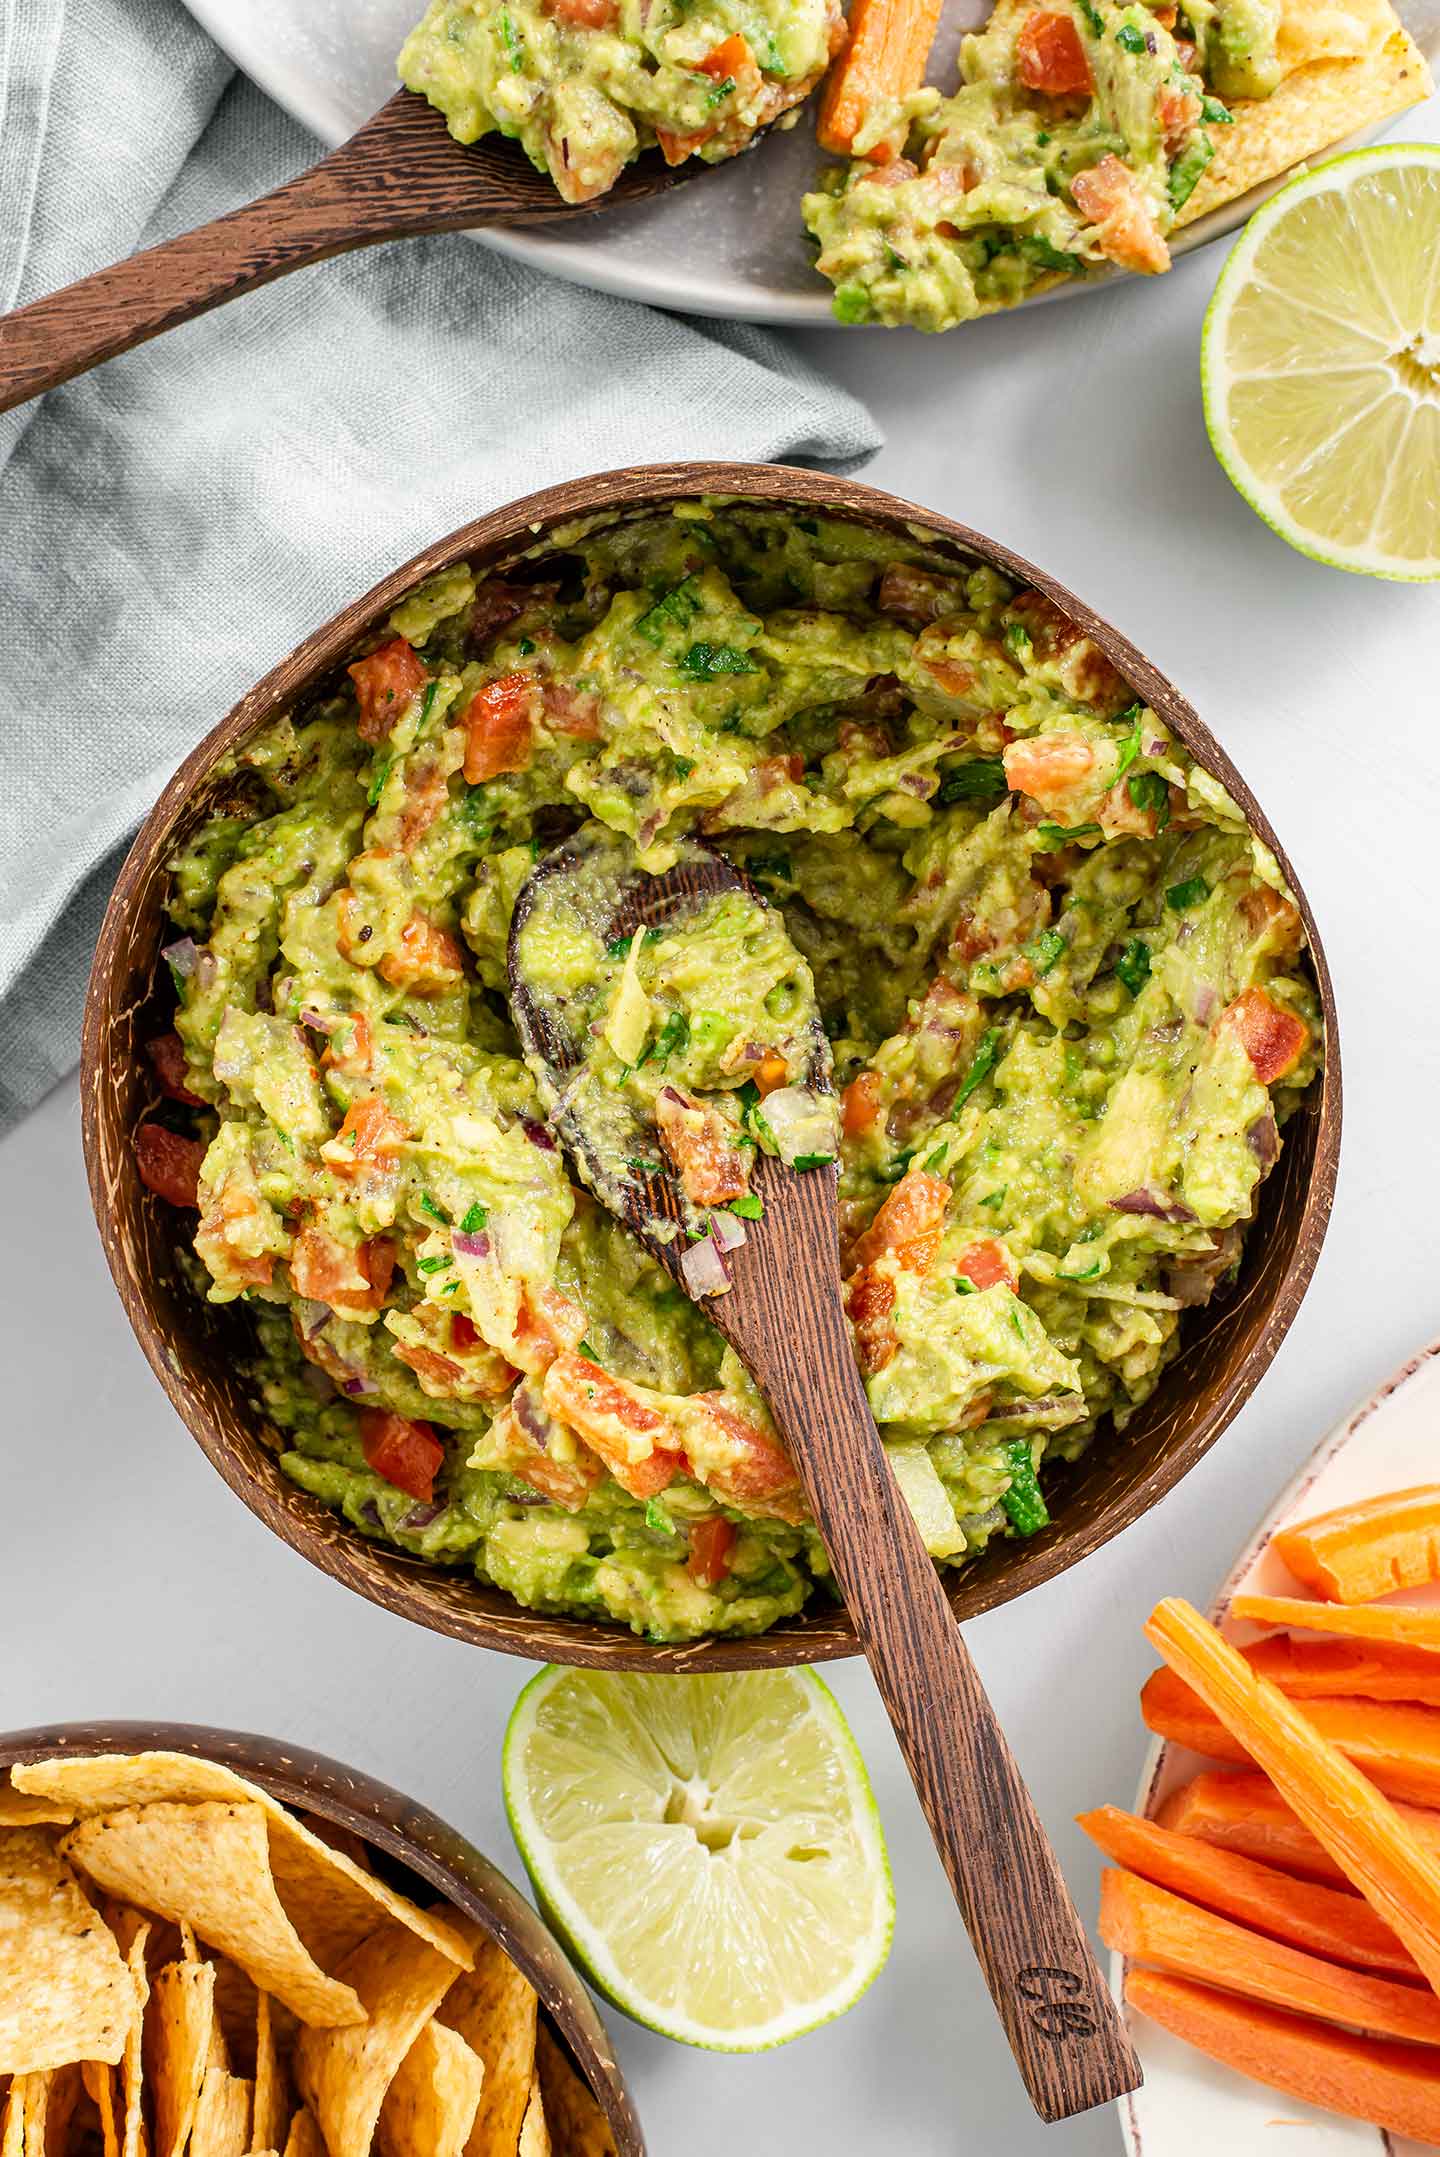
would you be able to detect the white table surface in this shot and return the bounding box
[5,94,1440,2152]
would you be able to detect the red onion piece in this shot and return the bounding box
[161,936,198,978]
[1191,984,1219,1026]
[1109,1188,1195,1223]
[1247,1111,1280,1169]
[452,1229,492,1258]
[680,1237,730,1299]
[299,1007,337,1035]
[341,1372,379,1398]
[401,1502,441,1529]
[521,1117,556,1152]
[297,1299,331,1340]
[710,1211,748,1253]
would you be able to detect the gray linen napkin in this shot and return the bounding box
[0,0,880,1136]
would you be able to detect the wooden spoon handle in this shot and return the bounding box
[0,96,533,415]
[752,1268,1141,2118]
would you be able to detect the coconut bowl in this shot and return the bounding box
[81,461,1342,1672]
[0,1718,642,2154]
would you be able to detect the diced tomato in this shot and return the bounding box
[545,0,618,22]
[687,1515,736,1589]
[924,656,978,697]
[849,1168,950,1273]
[463,673,536,783]
[955,1237,1018,1293]
[328,1093,406,1176]
[1158,81,1200,158]
[845,1266,899,1375]
[135,1123,206,1209]
[699,33,754,79]
[655,1090,750,1208]
[1238,883,1304,955]
[1221,988,1308,1085]
[1008,593,1128,710]
[321,1011,374,1075]
[875,562,964,626]
[754,1053,789,1096]
[543,1351,687,1500]
[349,639,426,745]
[512,1286,588,1374]
[451,1313,480,1351]
[359,1409,445,1504]
[392,1342,465,1392]
[292,1230,394,1316]
[1003,730,1097,807]
[842,1070,884,1138]
[469,580,536,649]
[145,1032,203,1106]
[1016,11,1093,95]
[379,915,466,994]
[688,1394,803,1519]
[1070,155,1171,275]
[655,124,714,166]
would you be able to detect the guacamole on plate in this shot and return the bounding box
[400,0,844,202]
[138,504,1320,1642]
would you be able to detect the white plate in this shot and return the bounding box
[182,0,1440,324]
[1116,1337,1440,2157]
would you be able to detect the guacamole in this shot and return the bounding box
[803,0,1269,329]
[512,825,838,1252]
[138,504,1321,1643]
[400,0,844,202]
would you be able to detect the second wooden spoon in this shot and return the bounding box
[508,832,1142,2125]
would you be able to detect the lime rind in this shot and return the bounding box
[503,1664,894,2052]
[1201,143,1440,583]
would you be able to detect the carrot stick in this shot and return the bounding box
[1246,1632,1440,1706]
[1127,1968,1440,2144]
[1141,1664,1440,1808]
[1158,1771,1350,1882]
[1102,1868,1440,2044]
[1273,1485,1440,1604]
[1158,1769,1440,1885]
[1145,1599,1440,1994]
[1235,1592,1440,1649]
[816,0,945,155]
[1077,1806,1419,1976]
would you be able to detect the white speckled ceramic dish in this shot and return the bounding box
[1116,1337,1440,2157]
[183,0,1440,324]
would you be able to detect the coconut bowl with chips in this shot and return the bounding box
[0,1722,642,2157]
[82,462,1342,1673]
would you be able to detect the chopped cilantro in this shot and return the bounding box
[1018,235,1085,274]
[1127,771,1171,831]
[459,1202,489,1234]
[641,1013,689,1065]
[517,636,536,656]
[416,680,440,731]
[883,241,909,273]
[680,642,760,680]
[878,1148,916,1184]
[1028,927,1068,977]
[1166,875,1210,911]
[730,1193,764,1219]
[418,1193,447,1223]
[793,1153,835,1171]
[704,73,735,107]
[1076,0,1103,29]
[937,757,1007,805]
[1115,938,1151,997]
[636,578,701,645]
[1200,94,1234,124]
[922,1143,949,1172]
[673,755,697,779]
[645,1498,676,1534]
[416,1254,453,1275]
[1003,621,1033,660]
[1009,1307,1026,1340]
[1113,704,1144,781]
[1116,20,1146,50]
[999,1439,1049,1537]
[955,1027,1001,1110]
[606,932,633,959]
[578,1339,598,1359]
[1035,821,1101,848]
[954,1276,976,1295]
[1168,132,1215,211]
[366,755,394,807]
[497,9,524,66]
[748,849,792,883]
[1058,1259,1103,1281]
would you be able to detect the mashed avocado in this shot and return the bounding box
[400,0,843,202]
[803,0,1265,329]
[143,504,1321,1642]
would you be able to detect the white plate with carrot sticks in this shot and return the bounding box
[183,0,1440,325]
[1099,1335,1440,2154]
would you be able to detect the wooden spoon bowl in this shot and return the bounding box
[80,460,1342,1675]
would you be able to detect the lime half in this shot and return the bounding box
[503,1666,893,2050]
[1202,144,1440,580]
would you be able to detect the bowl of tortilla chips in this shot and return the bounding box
[0,1725,641,2157]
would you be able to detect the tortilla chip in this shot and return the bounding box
[533,2029,615,2157]
[280,2111,323,2157]
[0,1832,134,2075]
[190,2072,251,2157]
[293,1928,465,2157]
[377,2023,483,2157]
[179,1927,200,1966]
[2,2082,25,2157]
[517,2084,548,2157]
[297,1821,371,1877]
[144,1962,216,2157]
[250,1995,288,2156]
[37,2065,83,2157]
[1278,0,1397,69]
[0,1793,74,1832]
[120,1928,150,2157]
[62,1808,363,2030]
[1179,23,1432,227]
[14,1762,469,1975]
[81,2064,120,2157]
[437,1936,536,2157]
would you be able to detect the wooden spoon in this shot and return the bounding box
[0,90,705,416]
[508,834,1142,2124]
